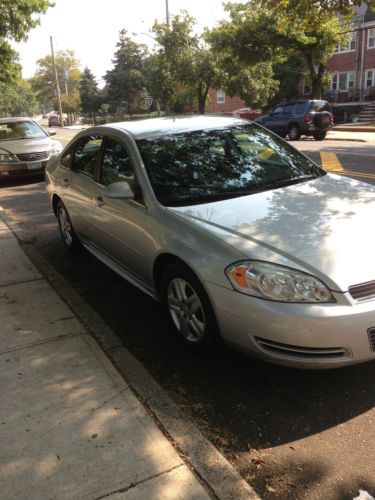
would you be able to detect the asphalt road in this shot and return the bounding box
[1,135,374,500]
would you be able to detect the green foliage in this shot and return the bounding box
[0,40,21,84]
[80,67,101,115]
[0,79,38,116]
[210,0,362,99]
[0,0,53,85]
[0,0,52,41]
[151,13,223,114]
[104,30,149,114]
[30,50,81,111]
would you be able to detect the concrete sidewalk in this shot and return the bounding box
[327,129,375,142]
[0,217,211,499]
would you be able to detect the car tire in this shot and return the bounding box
[313,131,326,141]
[160,263,219,352]
[288,124,301,140]
[57,200,81,251]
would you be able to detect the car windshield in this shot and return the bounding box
[0,121,47,141]
[136,123,325,206]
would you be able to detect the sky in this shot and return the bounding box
[14,0,238,86]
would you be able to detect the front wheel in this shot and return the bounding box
[57,200,81,251]
[313,131,327,141]
[161,263,219,352]
[288,124,301,140]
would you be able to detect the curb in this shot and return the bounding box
[326,137,367,142]
[332,126,375,133]
[0,208,259,500]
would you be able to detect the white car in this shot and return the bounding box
[0,117,62,179]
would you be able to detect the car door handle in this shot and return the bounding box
[96,196,105,208]
[62,178,69,187]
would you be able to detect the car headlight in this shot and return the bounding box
[226,261,335,303]
[0,153,16,162]
[49,145,62,156]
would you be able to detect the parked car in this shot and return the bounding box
[232,108,261,121]
[48,114,67,127]
[0,117,62,179]
[255,99,333,140]
[46,116,375,369]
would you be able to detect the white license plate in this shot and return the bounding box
[28,162,42,170]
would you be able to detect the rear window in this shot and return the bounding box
[309,100,332,112]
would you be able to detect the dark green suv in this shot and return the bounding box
[254,99,333,141]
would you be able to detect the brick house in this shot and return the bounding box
[205,88,245,114]
[301,4,375,109]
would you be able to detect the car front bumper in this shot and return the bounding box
[0,160,48,178]
[207,282,375,369]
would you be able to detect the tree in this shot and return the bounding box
[0,0,52,85]
[0,79,38,117]
[30,50,82,113]
[152,13,224,114]
[211,1,374,99]
[104,30,148,115]
[80,67,101,119]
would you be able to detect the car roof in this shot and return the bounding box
[100,115,247,140]
[0,117,34,124]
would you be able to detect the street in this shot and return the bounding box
[1,133,374,500]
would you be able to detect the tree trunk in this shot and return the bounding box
[197,82,210,114]
[305,53,325,99]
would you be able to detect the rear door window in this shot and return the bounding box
[71,135,103,178]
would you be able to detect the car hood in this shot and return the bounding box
[0,136,53,155]
[168,174,375,291]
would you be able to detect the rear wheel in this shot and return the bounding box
[161,263,219,352]
[313,130,327,141]
[57,200,80,251]
[288,124,301,140]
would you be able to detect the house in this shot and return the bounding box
[205,89,245,114]
[303,4,375,119]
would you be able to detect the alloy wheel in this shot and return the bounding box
[58,205,73,247]
[167,278,206,343]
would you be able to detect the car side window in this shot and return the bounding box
[294,102,306,114]
[283,103,294,115]
[271,105,284,116]
[71,135,103,178]
[61,150,72,168]
[100,137,144,202]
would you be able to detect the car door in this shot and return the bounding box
[89,135,157,286]
[60,134,104,242]
[261,104,285,134]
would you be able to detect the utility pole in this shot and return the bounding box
[166,0,170,25]
[50,36,63,126]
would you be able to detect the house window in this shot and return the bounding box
[331,74,338,90]
[217,90,225,104]
[336,33,356,52]
[365,69,374,88]
[368,28,375,48]
[331,72,354,91]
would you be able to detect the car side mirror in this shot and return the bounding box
[103,181,134,199]
[48,131,57,136]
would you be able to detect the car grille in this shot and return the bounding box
[368,328,375,352]
[254,337,350,361]
[348,281,375,303]
[16,151,49,162]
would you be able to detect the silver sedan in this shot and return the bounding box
[46,116,375,369]
[0,117,62,179]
